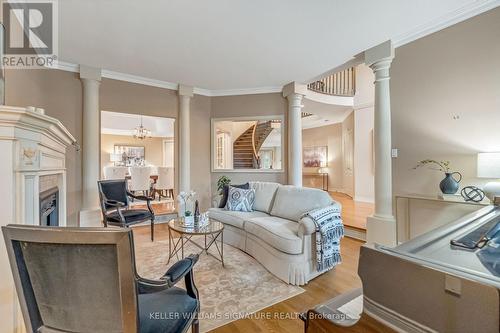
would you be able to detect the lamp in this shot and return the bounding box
[477,153,500,201]
[110,153,122,166]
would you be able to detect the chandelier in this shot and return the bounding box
[133,116,151,139]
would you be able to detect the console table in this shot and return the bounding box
[303,172,329,191]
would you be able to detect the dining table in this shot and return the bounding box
[125,174,158,182]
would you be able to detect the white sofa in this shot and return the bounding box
[208,181,342,285]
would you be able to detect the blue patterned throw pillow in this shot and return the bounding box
[225,186,255,212]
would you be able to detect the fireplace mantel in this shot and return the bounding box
[0,106,75,226]
[0,105,75,333]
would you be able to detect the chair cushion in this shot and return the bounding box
[99,180,129,210]
[208,208,269,229]
[270,185,333,222]
[249,181,280,213]
[244,216,303,254]
[139,287,198,333]
[218,183,249,208]
[107,209,152,224]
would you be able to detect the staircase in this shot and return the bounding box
[233,121,273,169]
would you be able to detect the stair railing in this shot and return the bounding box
[307,67,356,96]
[251,122,258,165]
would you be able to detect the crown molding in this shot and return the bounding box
[50,61,180,90]
[49,60,282,96]
[52,60,79,72]
[47,1,500,97]
[194,86,283,97]
[393,0,500,47]
[101,69,179,91]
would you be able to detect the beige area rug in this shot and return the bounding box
[134,237,304,332]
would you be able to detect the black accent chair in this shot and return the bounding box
[2,225,200,333]
[98,179,155,241]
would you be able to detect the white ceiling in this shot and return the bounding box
[302,99,352,129]
[101,111,175,137]
[58,0,497,91]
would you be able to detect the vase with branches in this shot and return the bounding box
[413,159,450,172]
[413,159,462,194]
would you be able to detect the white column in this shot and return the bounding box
[79,65,102,226]
[283,82,306,186]
[365,41,397,246]
[178,85,193,193]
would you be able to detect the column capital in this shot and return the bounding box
[369,58,393,82]
[79,65,101,82]
[364,40,394,68]
[286,93,304,109]
[282,81,307,98]
[178,84,194,97]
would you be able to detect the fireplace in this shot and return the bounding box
[39,187,59,226]
[0,106,75,332]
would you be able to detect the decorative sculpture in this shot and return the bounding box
[461,186,485,203]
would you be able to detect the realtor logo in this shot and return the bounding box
[2,0,58,68]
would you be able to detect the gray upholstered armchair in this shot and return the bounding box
[98,179,156,241]
[2,225,200,333]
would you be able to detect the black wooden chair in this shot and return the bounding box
[2,225,200,333]
[98,179,155,241]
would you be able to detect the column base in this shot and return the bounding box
[366,215,397,247]
[79,208,102,227]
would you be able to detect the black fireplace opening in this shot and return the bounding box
[40,187,59,226]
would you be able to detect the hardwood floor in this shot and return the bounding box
[133,200,176,215]
[133,224,368,333]
[330,192,373,230]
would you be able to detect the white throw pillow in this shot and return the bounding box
[249,181,280,213]
[225,186,256,212]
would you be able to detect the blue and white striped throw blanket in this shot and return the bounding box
[302,204,344,271]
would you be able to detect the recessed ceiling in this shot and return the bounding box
[101,111,175,137]
[59,0,496,90]
[302,99,352,129]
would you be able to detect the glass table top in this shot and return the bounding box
[168,218,224,235]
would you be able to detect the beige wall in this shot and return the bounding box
[210,93,288,198]
[353,107,374,202]
[391,7,500,198]
[302,124,343,191]
[3,72,215,220]
[5,69,83,226]
[353,64,375,203]
[100,134,168,172]
[342,111,355,196]
[100,78,178,118]
[99,78,212,209]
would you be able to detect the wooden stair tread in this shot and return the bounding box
[232,121,274,169]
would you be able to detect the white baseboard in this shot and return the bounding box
[363,296,437,333]
[344,226,366,241]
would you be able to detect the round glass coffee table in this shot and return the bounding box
[167,218,224,266]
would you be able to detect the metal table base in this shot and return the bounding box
[167,228,224,267]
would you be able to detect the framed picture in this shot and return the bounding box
[303,146,328,167]
[114,145,145,166]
